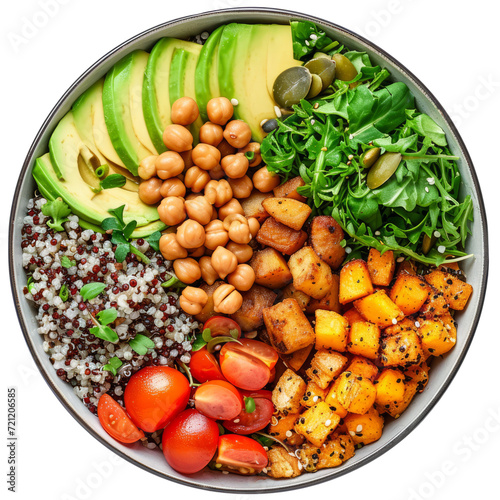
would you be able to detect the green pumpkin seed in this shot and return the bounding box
[367,152,402,189]
[360,147,381,168]
[273,66,312,108]
[421,233,436,255]
[304,57,336,91]
[313,52,330,59]
[331,53,358,81]
[306,74,323,99]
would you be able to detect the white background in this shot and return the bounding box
[2,1,499,499]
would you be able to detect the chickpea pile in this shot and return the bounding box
[138,96,279,316]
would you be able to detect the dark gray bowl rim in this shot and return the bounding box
[9,6,489,494]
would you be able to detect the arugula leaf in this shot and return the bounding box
[41,198,71,232]
[290,21,337,61]
[80,282,106,301]
[406,113,447,146]
[102,356,122,376]
[90,324,118,343]
[129,334,155,355]
[96,308,118,326]
[146,231,162,252]
[61,255,76,268]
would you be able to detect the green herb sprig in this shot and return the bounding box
[192,327,241,353]
[41,198,71,232]
[102,356,123,376]
[89,308,119,343]
[91,174,127,194]
[129,334,155,355]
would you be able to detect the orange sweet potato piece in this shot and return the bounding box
[380,331,424,368]
[240,190,272,222]
[230,285,277,331]
[347,356,378,381]
[256,217,308,255]
[424,270,473,310]
[339,259,374,304]
[390,274,432,316]
[354,290,404,328]
[309,216,346,269]
[347,321,381,360]
[343,308,366,325]
[280,344,314,372]
[344,408,384,445]
[367,248,396,286]
[315,309,349,352]
[250,247,292,289]
[273,176,307,202]
[305,274,341,314]
[262,197,312,231]
[420,287,450,319]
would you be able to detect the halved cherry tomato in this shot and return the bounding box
[222,391,274,435]
[240,389,272,401]
[124,366,190,433]
[162,409,219,474]
[194,380,243,420]
[189,347,226,383]
[97,394,145,444]
[216,434,268,473]
[225,339,279,369]
[203,316,241,338]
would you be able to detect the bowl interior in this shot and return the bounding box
[9,7,488,493]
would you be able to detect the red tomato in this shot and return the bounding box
[189,347,226,383]
[162,409,219,474]
[203,316,241,338]
[216,434,268,473]
[97,394,145,444]
[194,380,243,420]
[124,366,190,433]
[236,339,279,369]
[222,393,274,434]
[240,389,272,401]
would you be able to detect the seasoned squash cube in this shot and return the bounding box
[375,368,405,407]
[268,413,304,446]
[347,321,381,359]
[418,317,457,357]
[380,331,424,368]
[305,274,341,314]
[424,270,473,310]
[343,308,366,325]
[344,408,384,445]
[383,317,418,337]
[273,176,307,202]
[324,378,348,418]
[251,247,292,289]
[305,349,348,389]
[289,246,333,300]
[256,217,308,255]
[263,298,315,354]
[335,371,376,415]
[354,290,404,328]
[296,442,321,472]
[316,433,355,469]
[420,288,449,319]
[240,189,272,222]
[230,285,276,332]
[262,197,312,231]
[266,446,303,478]
[272,368,306,415]
[403,361,429,392]
[347,356,378,382]
[301,381,328,408]
[382,380,419,418]
[395,259,417,277]
[280,344,313,372]
[339,259,374,304]
[367,248,396,286]
[309,216,346,269]
[390,274,431,316]
[294,402,341,447]
[315,309,349,352]
[282,283,310,311]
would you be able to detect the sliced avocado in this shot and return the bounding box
[142,38,202,153]
[195,25,224,121]
[103,51,156,175]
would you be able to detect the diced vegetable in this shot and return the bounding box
[230,284,277,331]
[324,378,348,418]
[305,274,341,314]
[344,408,384,445]
[420,288,450,319]
[262,197,312,231]
[301,380,328,408]
[256,217,308,255]
[375,368,405,408]
[282,283,310,310]
[250,247,292,289]
[339,259,374,304]
[273,176,306,202]
[305,349,348,389]
[309,216,346,269]
[347,356,378,382]
[380,331,424,368]
[335,372,377,415]
[266,446,303,478]
[280,343,313,372]
[424,270,473,310]
[271,368,306,415]
[354,290,404,328]
[294,402,340,447]
[343,307,366,325]
[268,413,304,446]
[380,380,419,418]
[347,321,381,359]
[418,317,457,356]
[240,189,272,222]
[390,274,431,316]
[367,248,395,286]
[314,309,349,352]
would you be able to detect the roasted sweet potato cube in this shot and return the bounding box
[280,344,313,372]
[354,290,404,328]
[420,288,449,319]
[251,247,292,289]
[395,259,417,277]
[390,274,431,316]
[301,381,328,408]
[343,308,366,325]
[324,378,348,418]
[316,433,355,469]
[380,331,424,368]
[424,270,473,310]
[375,368,405,407]
[272,368,306,415]
[347,356,378,381]
[266,446,303,478]
[382,380,419,418]
[403,361,429,392]
[282,283,310,311]
[262,197,312,231]
[344,408,384,445]
[315,309,349,352]
[347,321,381,359]
[240,189,272,222]
[339,259,374,304]
[256,217,308,255]
[309,216,346,269]
[263,298,315,354]
[418,317,457,356]
[305,274,341,314]
[273,176,306,202]
[230,285,277,332]
[294,402,340,447]
[305,349,348,389]
[335,372,377,415]
[383,317,419,337]
[195,281,225,323]
[289,246,333,299]
[367,248,396,286]
[268,413,304,446]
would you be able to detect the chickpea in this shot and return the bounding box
[139,177,163,205]
[222,213,247,231]
[218,198,244,220]
[176,219,206,249]
[191,143,221,171]
[155,151,185,180]
[171,97,199,126]
[204,219,229,250]
[199,256,219,286]
[184,166,210,193]
[252,166,280,192]
[180,150,194,170]
[226,242,253,263]
[160,177,186,198]
[227,176,253,199]
[210,206,218,221]
[159,233,188,261]
[238,142,262,167]
[179,287,208,315]
[188,246,206,258]
[217,139,237,159]
[209,163,225,180]
[211,246,238,279]
[213,284,243,315]
[204,179,233,207]
[221,153,249,179]
[227,264,255,292]
[162,124,193,152]
[206,97,234,126]
[173,258,201,284]
[228,219,252,244]
[223,120,252,149]
[185,193,199,201]
[184,196,213,226]
[247,217,260,238]
[199,121,224,147]
[138,155,158,180]
[157,196,186,226]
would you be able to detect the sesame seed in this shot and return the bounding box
[230,98,239,106]
[392,318,398,325]
[222,470,229,474]
[415,321,421,328]
[310,33,318,40]
[201,31,209,40]
[397,256,405,262]
[425,187,429,192]
[349,431,356,436]
[313,396,319,402]
[349,134,354,140]
[233,418,240,423]
[434,230,441,238]
[314,102,319,109]
[285,430,293,437]
[298,462,303,470]
[427,177,435,185]
[262,468,268,474]
[311,119,316,125]
[324,419,332,426]
[375,231,381,236]
[348,154,354,160]
[305,39,310,46]
[356,425,363,432]
[274,106,282,118]
[438,245,446,254]
[260,119,268,127]
[345,247,352,254]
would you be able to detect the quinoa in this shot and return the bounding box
[21,197,199,419]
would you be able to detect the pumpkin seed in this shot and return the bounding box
[360,147,381,168]
[262,119,279,133]
[367,152,402,189]
[306,74,323,99]
[421,233,436,255]
[304,57,336,91]
[313,51,330,59]
[273,66,312,108]
[331,53,358,81]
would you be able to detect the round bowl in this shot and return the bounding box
[8,7,488,493]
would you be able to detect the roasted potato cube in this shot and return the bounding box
[230,285,276,332]
[315,309,349,352]
[268,413,304,446]
[294,402,341,447]
[301,381,328,408]
[305,349,348,389]
[305,274,341,314]
[390,274,431,316]
[266,446,303,478]
[282,283,311,311]
[195,281,225,323]
[343,308,366,325]
[347,356,378,382]
[420,288,450,319]
[418,317,457,357]
[289,246,334,300]
[251,247,292,289]
[324,378,348,418]
[296,442,321,472]
[280,344,313,372]
[347,321,381,360]
[256,217,308,255]
[344,408,384,445]
[272,368,306,415]
[339,259,374,304]
[273,176,307,202]
[381,380,419,418]
[354,290,404,328]
[309,216,346,269]
[336,372,377,415]
[424,270,473,310]
[375,368,405,408]
[367,248,396,286]
[262,197,312,231]
[316,433,356,469]
[380,331,424,368]
[240,189,272,222]
[263,298,315,354]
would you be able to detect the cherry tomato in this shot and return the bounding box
[97,394,145,444]
[216,434,268,473]
[162,409,219,474]
[203,316,241,338]
[240,389,272,401]
[222,391,274,435]
[194,380,243,420]
[189,347,226,383]
[236,339,279,369]
[124,366,190,433]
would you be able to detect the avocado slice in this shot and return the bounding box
[142,38,202,153]
[103,51,157,175]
